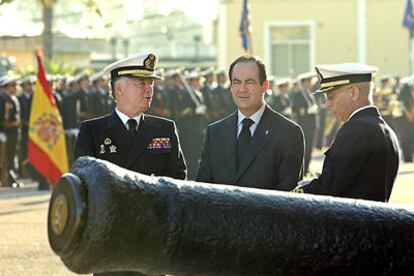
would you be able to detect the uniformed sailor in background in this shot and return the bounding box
[268,78,294,119]
[2,75,23,188]
[291,72,319,175]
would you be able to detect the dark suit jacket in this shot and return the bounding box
[303,107,400,201]
[196,105,304,191]
[74,111,186,180]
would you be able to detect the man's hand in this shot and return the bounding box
[291,186,304,193]
[291,179,311,193]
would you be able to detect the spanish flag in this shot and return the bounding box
[28,50,68,186]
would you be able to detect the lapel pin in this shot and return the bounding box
[99,144,106,154]
[104,138,112,145]
[265,130,269,135]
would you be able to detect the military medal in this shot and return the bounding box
[104,138,112,145]
[99,144,106,154]
[147,137,171,149]
[109,145,117,153]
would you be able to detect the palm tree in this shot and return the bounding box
[40,0,55,60]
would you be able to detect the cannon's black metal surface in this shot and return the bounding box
[48,157,414,275]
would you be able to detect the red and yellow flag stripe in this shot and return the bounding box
[28,50,68,186]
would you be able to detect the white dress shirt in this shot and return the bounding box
[237,103,266,138]
[115,108,142,131]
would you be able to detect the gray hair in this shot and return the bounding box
[353,81,374,104]
[109,77,128,101]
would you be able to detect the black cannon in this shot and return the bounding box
[48,157,414,275]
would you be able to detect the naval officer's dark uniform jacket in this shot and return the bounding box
[302,106,400,202]
[74,111,187,180]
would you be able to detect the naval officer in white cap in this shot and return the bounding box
[293,63,400,202]
[74,53,186,176]
[74,53,186,275]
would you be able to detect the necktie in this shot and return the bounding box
[127,119,137,137]
[237,118,254,169]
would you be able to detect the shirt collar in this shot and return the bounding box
[115,108,142,128]
[237,103,266,126]
[347,105,376,121]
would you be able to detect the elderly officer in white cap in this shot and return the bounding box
[293,63,400,202]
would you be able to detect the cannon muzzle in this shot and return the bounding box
[48,157,414,275]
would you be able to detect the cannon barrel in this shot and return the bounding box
[48,157,414,275]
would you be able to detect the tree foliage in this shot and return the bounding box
[0,0,14,4]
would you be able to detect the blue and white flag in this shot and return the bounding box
[239,0,252,52]
[403,0,414,31]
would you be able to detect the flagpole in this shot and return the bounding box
[404,0,414,74]
[247,0,253,55]
[410,30,414,75]
[248,0,253,55]
[240,0,252,54]
[249,33,253,55]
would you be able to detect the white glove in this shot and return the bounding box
[195,105,207,115]
[0,132,6,143]
[297,179,311,187]
[291,179,311,193]
[307,104,318,114]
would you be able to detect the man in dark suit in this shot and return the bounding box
[197,55,304,191]
[293,63,400,202]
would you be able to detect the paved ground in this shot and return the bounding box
[0,152,413,275]
[0,185,78,275]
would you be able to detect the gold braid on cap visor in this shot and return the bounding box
[320,79,350,88]
[117,69,154,77]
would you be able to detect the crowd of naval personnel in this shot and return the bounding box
[0,64,413,189]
